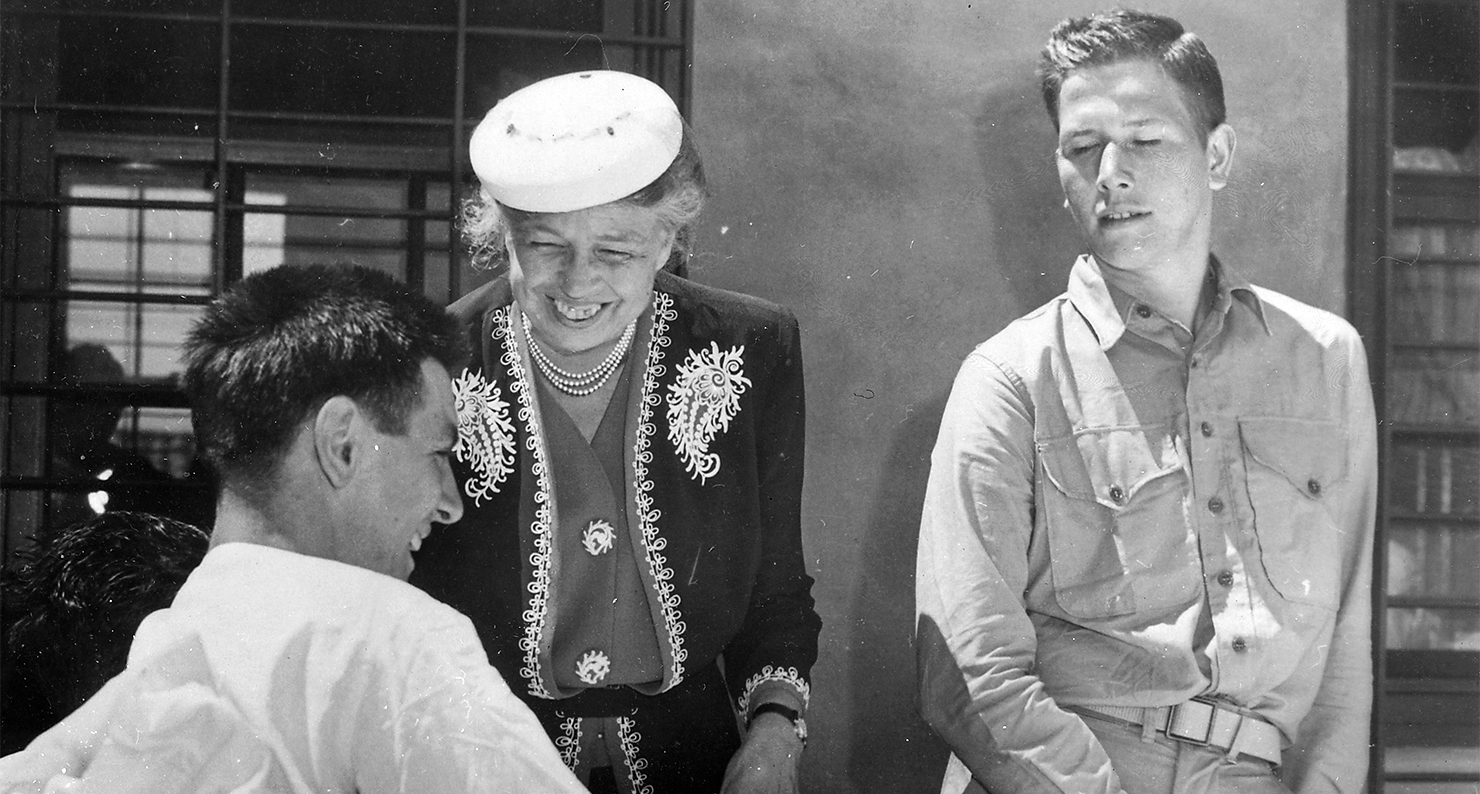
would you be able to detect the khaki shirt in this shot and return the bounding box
[916,255,1377,794]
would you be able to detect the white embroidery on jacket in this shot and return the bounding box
[451,369,516,505]
[736,665,812,715]
[554,713,582,771]
[634,293,688,688]
[582,519,616,556]
[617,716,654,794]
[574,650,611,685]
[666,342,751,483]
[497,307,555,699]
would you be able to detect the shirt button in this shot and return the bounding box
[1200,421,1214,437]
[1109,485,1125,504]
[1135,305,1152,319]
[1217,570,1234,587]
[1207,496,1224,514]
[1231,637,1248,653]
[1307,479,1322,496]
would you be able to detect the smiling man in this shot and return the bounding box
[0,264,586,794]
[915,10,1376,794]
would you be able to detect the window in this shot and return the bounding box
[0,0,691,750]
[1350,0,1479,790]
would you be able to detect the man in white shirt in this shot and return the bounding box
[0,263,588,794]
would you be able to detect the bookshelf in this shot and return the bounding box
[1352,0,1480,790]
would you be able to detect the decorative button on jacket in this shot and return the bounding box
[581,519,616,556]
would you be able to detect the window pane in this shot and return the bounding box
[244,173,406,209]
[1389,225,1480,260]
[1385,780,1480,794]
[1386,607,1480,650]
[236,0,456,25]
[424,248,451,302]
[1390,440,1480,517]
[1394,1,1480,86]
[58,18,220,115]
[243,173,411,279]
[1388,350,1480,425]
[466,1,602,31]
[1388,256,1480,347]
[2,15,59,104]
[1393,90,1480,162]
[464,37,639,115]
[2,397,48,479]
[1,205,61,293]
[56,0,218,12]
[114,407,199,481]
[1388,523,1480,600]
[229,27,455,117]
[62,302,204,381]
[60,163,216,294]
[1385,747,1480,791]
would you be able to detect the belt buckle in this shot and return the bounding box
[1163,697,1218,746]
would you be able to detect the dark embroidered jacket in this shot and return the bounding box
[412,271,820,720]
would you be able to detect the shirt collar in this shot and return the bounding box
[1067,254,1127,350]
[1213,257,1272,335]
[1067,254,1271,351]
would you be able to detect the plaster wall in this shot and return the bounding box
[689,3,1348,790]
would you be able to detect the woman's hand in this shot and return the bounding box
[720,711,803,794]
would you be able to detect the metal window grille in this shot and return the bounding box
[0,0,691,589]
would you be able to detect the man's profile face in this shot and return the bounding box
[1054,58,1232,277]
[344,359,463,580]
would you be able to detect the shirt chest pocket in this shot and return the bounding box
[1037,428,1196,620]
[1238,417,1349,610]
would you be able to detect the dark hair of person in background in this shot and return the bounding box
[45,343,219,530]
[0,512,210,752]
[1038,8,1226,139]
[181,263,467,490]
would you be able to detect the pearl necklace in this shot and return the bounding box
[522,312,637,397]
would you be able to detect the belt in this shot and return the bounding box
[1069,697,1283,766]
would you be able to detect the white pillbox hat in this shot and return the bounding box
[469,71,683,213]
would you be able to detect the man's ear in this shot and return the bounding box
[1207,123,1236,192]
[313,395,362,488]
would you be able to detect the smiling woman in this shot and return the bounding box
[409,70,820,794]
[509,203,676,361]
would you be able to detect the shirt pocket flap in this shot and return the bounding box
[1238,417,1350,496]
[1040,428,1181,508]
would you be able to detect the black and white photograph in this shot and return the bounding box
[0,1,1476,792]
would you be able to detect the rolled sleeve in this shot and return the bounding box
[915,353,1123,794]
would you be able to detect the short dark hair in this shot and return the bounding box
[3,512,210,721]
[1040,9,1226,138]
[182,264,466,483]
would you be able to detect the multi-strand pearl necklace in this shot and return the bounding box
[522,312,637,397]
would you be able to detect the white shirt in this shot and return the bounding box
[0,543,587,794]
